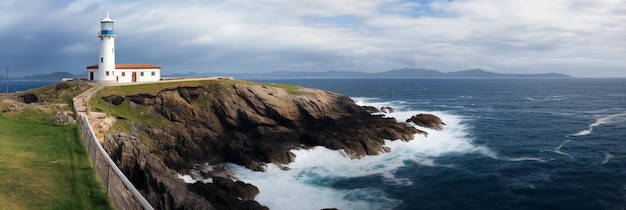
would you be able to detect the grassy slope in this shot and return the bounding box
[0,82,112,210]
[0,117,111,210]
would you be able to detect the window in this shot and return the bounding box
[151,71,155,76]
[140,72,144,76]
[112,48,115,54]
[100,57,103,63]
[106,71,109,76]
[121,72,125,77]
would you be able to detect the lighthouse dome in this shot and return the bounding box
[100,13,114,35]
[102,13,113,22]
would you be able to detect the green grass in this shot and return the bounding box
[90,80,235,134]
[0,116,112,210]
[96,80,231,96]
[261,83,314,96]
[90,96,173,135]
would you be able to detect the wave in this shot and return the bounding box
[570,112,626,136]
[231,98,495,210]
[553,140,574,158]
[601,152,613,164]
[525,95,569,102]
[502,157,547,162]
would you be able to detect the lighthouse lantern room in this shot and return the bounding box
[87,13,161,83]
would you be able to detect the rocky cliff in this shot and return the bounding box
[95,80,440,209]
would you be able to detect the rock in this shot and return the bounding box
[362,105,380,113]
[102,95,125,105]
[21,93,39,104]
[4,103,25,112]
[188,180,268,210]
[193,163,240,181]
[103,133,215,210]
[406,113,446,130]
[380,106,395,113]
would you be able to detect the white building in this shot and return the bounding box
[87,13,160,83]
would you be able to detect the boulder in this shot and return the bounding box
[21,93,39,104]
[102,95,125,105]
[406,113,446,130]
[380,106,395,113]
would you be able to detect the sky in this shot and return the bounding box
[1,0,625,77]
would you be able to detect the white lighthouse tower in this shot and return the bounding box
[95,13,116,82]
[87,13,161,83]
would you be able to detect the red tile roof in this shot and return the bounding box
[86,64,161,69]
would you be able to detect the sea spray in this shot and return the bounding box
[231,98,495,210]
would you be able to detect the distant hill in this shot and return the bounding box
[231,68,572,79]
[17,69,572,81]
[18,72,80,81]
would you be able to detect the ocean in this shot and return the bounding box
[0,80,56,93]
[9,78,626,209]
[234,78,626,210]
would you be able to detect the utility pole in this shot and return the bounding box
[5,66,9,97]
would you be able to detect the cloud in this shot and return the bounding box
[1,0,625,77]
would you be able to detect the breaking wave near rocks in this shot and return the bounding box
[231,97,494,210]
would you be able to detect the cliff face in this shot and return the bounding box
[98,81,424,209]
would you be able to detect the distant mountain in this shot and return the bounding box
[371,68,444,77]
[232,68,571,79]
[19,72,80,81]
[164,72,220,78]
[446,69,499,77]
[444,69,571,78]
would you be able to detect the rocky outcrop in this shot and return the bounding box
[406,113,446,131]
[103,132,268,210]
[98,81,436,209]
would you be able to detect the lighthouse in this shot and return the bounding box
[96,13,115,81]
[87,13,161,83]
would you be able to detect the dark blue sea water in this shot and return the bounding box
[0,80,56,93]
[233,78,626,210]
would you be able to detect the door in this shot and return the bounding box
[89,72,94,80]
[132,72,137,83]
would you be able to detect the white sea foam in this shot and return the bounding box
[178,174,196,183]
[503,157,547,162]
[231,98,495,210]
[571,112,626,136]
[554,140,574,158]
[177,173,214,184]
[601,152,613,164]
[525,95,568,102]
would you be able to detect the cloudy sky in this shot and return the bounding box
[1,0,625,77]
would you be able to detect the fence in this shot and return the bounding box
[74,85,154,210]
